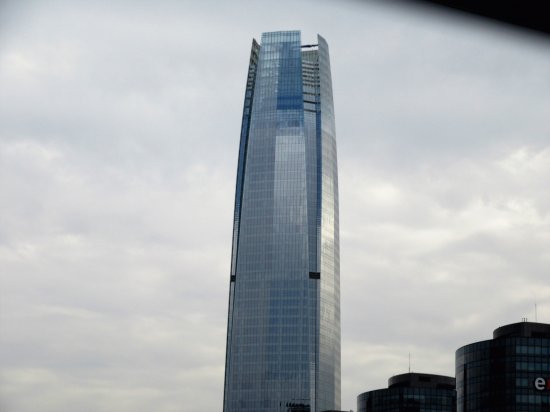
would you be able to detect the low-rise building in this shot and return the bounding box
[357,372,456,412]
[456,321,550,411]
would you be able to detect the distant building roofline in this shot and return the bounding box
[493,321,550,339]
[388,372,455,390]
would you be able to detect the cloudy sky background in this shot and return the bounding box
[1,0,549,411]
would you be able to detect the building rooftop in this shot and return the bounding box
[493,321,550,339]
[388,372,455,390]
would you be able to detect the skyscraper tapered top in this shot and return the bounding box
[223,31,340,412]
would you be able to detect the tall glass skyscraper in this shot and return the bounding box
[223,31,340,412]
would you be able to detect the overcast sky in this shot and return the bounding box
[1,1,549,411]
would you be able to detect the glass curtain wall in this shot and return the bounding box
[223,31,340,412]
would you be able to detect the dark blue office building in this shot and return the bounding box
[223,31,340,412]
[357,372,456,412]
[456,321,550,411]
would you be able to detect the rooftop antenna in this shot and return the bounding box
[408,352,411,373]
[535,303,538,322]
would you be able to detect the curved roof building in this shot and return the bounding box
[456,321,550,411]
[357,372,456,412]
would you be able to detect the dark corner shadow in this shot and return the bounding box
[349,0,550,38]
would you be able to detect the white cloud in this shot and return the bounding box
[1,0,549,411]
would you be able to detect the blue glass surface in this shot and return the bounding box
[224,31,340,412]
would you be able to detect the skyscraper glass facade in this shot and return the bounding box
[223,31,340,412]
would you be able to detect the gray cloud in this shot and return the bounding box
[1,0,549,411]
